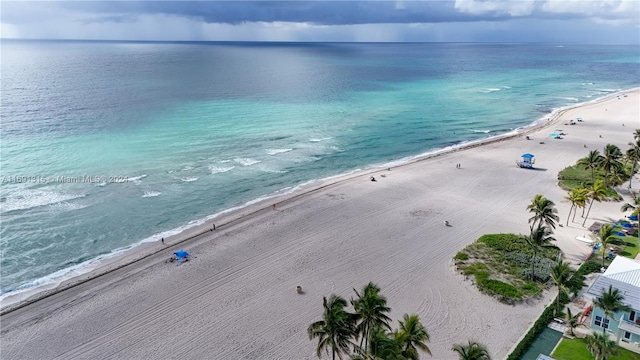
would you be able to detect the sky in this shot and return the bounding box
[1,0,639,43]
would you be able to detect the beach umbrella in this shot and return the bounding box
[621,223,633,228]
[630,215,639,221]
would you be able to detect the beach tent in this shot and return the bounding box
[174,250,190,260]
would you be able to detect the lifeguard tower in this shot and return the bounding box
[516,153,535,169]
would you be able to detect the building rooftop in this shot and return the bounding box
[587,256,640,310]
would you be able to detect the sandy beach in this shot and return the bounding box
[1,90,638,360]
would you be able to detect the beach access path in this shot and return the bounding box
[1,90,638,360]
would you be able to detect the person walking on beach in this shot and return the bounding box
[161,237,164,245]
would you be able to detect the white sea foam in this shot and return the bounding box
[142,191,161,198]
[309,137,332,142]
[266,148,293,156]
[470,129,491,133]
[1,190,86,213]
[219,160,231,163]
[129,174,147,185]
[181,166,195,171]
[480,88,502,93]
[49,202,88,211]
[560,97,579,102]
[209,165,235,174]
[234,158,262,166]
[180,177,198,182]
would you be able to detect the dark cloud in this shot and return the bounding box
[49,1,509,25]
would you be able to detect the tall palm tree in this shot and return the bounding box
[308,295,357,360]
[525,225,557,281]
[565,188,588,225]
[578,150,603,183]
[527,194,559,231]
[395,314,431,360]
[352,283,392,351]
[621,195,640,243]
[585,332,616,360]
[596,224,619,267]
[583,180,608,226]
[634,129,640,142]
[550,261,573,312]
[575,188,588,222]
[600,144,623,185]
[625,139,640,189]
[564,307,582,337]
[593,285,631,335]
[451,340,491,360]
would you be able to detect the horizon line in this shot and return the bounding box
[2,38,638,46]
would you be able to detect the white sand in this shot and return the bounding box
[1,90,638,360]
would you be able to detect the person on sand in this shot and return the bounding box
[161,237,164,245]
[272,204,276,210]
[370,176,376,182]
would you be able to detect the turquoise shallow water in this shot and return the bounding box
[1,41,639,296]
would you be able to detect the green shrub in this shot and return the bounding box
[454,252,469,260]
[463,262,488,275]
[522,281,542,295]
[479,233,526,252]
[479,278,522,299]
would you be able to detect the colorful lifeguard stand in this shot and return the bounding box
[517,153,535,169]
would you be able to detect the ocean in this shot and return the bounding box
[1,41,639,298]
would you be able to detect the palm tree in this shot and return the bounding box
[451,340,491,360]
[621,195,640,243]
[527,194,559,231]
[606,165,627,187]
[583,180,608,226]
[564,307,582,337]
[366,327,403,360]
[352,283,392,351]
[600,144,623,185]
[574,188,588,222]
[578,150,603,183]
[625,139,640,189]
[565,188,587,226]
[593,285,631,335]
[395,314,431,360]
[525,225,557,281]
[308,295,357,360]
[596,224,619,267]
[585,332,616,360]
[550,261,573,312]
[634,128,640,141]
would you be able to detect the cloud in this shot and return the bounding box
[454,0,536,16]
[1,1,639,43]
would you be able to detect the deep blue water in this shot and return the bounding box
[1,40,639,297]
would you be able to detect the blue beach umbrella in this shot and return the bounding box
[615,232,626,237]
[621,222,633,228]
[629,215,639,221]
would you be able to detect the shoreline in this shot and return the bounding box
[2,87,637,314]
